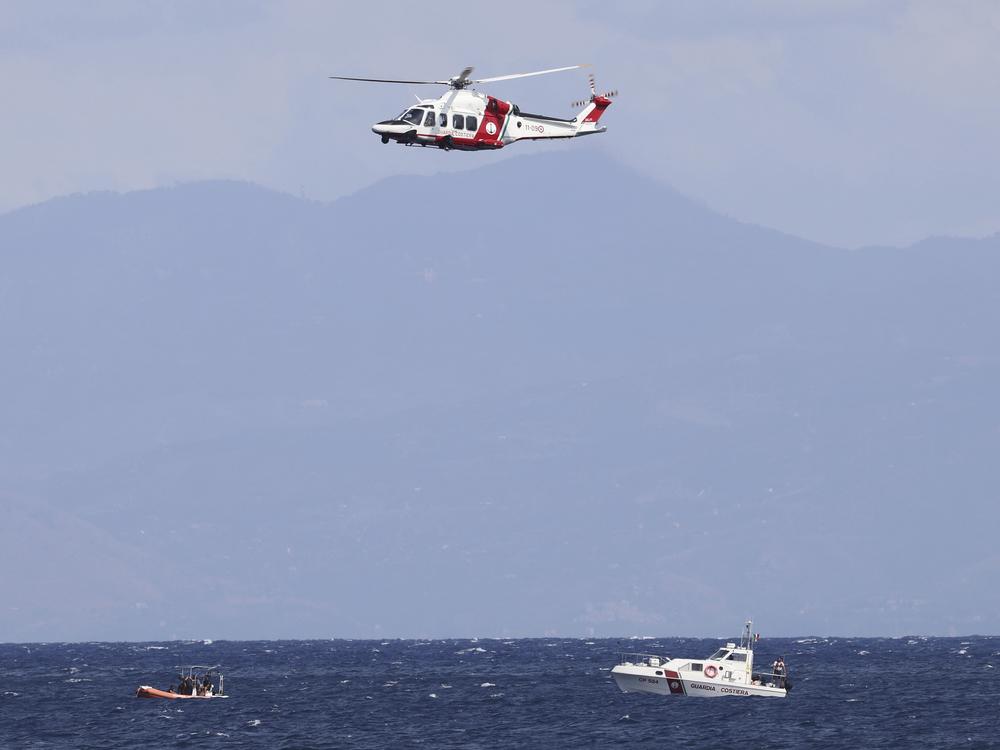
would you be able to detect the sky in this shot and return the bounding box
[2,0,999,247]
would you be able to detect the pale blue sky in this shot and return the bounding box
[2,0,998,247]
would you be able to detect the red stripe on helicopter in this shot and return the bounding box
[473,96,511,145]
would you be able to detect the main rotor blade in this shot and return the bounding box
[328,75,446,85]
[474,64,588,84]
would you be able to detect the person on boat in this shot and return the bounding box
[772,656,786,687]
[202,675,213,695]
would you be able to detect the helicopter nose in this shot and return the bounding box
[372,119,410,137]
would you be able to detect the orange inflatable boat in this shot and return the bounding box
[135,665,227,699]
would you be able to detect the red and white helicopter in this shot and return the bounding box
[329,65,616,151]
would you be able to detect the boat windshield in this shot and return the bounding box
[708,649,730,660]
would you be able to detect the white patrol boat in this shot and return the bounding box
[611,621,790,698]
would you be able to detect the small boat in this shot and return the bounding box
[136,665,227,699]
[611,621,791,698]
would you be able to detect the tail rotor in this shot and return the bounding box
[572,73,617,108]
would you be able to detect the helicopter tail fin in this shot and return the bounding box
[572,95,613,137]
[576,95,612,127]
[571,75,616,135]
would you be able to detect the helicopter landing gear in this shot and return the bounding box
[380,135,390,144]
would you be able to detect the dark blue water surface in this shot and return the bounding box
[2,636,998,748]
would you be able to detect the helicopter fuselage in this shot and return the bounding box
[371,89,610,151]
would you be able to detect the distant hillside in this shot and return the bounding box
[1,152,998,641]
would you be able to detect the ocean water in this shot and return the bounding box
[1,636,997,748]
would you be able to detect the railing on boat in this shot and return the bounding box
[617,652,671,668]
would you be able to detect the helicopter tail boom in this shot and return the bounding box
[507,94,612,143]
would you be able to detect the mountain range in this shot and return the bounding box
[1,151,998,641]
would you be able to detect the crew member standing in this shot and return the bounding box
[772,656,786,688]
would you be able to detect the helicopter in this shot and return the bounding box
[329,65,616,151]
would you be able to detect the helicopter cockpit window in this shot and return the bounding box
[452,114,464,130]
[439,112,448,127]
[465,115,477,132]
[401,109,424,125]
[423,111,435,127]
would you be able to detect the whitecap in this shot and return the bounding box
[857,650,870,656]
[490,692,504,698]
[247,719,262,727]
[428,693,438,699]
[339,679,350,684]
[439,684,452,689]
[480,682,496,688]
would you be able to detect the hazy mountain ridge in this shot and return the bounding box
[1,152,998,641]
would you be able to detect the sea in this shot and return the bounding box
[1,636,997,748]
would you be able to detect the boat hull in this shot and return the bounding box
[135,686,225,699]
[611,664,786,698]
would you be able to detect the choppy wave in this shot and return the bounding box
[1,637,996,748]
